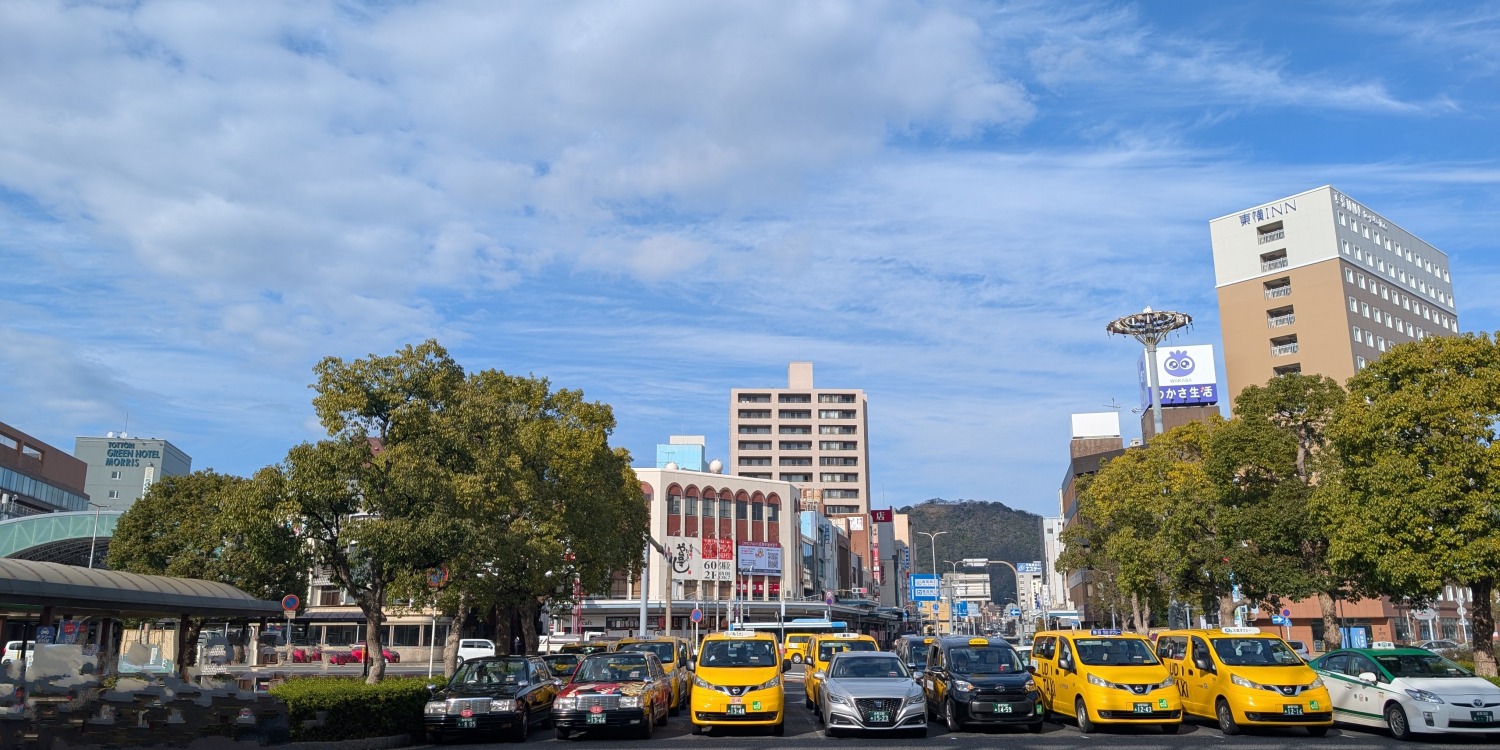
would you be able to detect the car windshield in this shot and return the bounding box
[948,646,1023,675]
[699,639,777,667]
[1375,653,1474,678]
[1073,638,1160,666]
[831,655,908,679]
[617,642,675,664]
[451,659,528,685]
[1211,638,1303,666]
[574,654,651,682]
[818,640,877,661]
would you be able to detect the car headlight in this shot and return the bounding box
[489,699,516,712]
[754,675,781,691]
[1158,676,1175,690]
[693,675,714,690]
[828,692,852,706]
[1231,674,1259,690]
[1088,673,1111,688]
[952,679,975,693]
[1405,689,1444,704]
[620,696,642,708]
[555,697,577,710]
[425,701,447,715]
[1307,677,1324,690]
[1024,679,1038,693]
[905,693,925,706]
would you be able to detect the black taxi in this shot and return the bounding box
[423,655,560,743]
[922,635,1042,733]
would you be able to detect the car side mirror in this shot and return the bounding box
[1059,659,1074,674]
[426,683,438,694]
[1026,665,1037,675]
[1358,671,1378,685]
[685,662,694,671]
[1193,657,1215,673]
[782,659,792,673]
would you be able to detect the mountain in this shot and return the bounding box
[899,498,1044,606]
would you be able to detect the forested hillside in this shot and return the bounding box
[901,498,1044,606]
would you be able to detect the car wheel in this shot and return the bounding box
[639,710,654,740]
[945,698,964,733]
[792,654,803,664]
[1162,722,1181,735]
[655,702,668,727]
[554,727,571,740]
[1216,698,1240,736]
[1308,725,1330,737]
[426,731,444,745]
[824,725,843,738]
[512,708,529,743]
[1075,697,1096,734]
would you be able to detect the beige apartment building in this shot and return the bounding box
[1209,186,1459,404]
[729,362,870,516]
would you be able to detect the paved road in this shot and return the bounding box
[418,667,1499,749]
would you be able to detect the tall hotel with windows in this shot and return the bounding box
[1209,186,1459,403]
[730,362,870,516]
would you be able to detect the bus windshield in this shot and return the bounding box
[818,641,877,661]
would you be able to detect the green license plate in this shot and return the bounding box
[587,714,606,725]
[1283,705,1303,716]
[869,710,890,723]
[1133,703,1152,714]
[1472,711,1493,723]
[727,705,745,716]
[457,718,476,729]
[995,703,1013,713]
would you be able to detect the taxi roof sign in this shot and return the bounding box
[1372,641,1396,649]
[1089,629,1123,636]
[967,638,990,646]
[831,633,862,639]
[1219,626,1261,635]
[724,630,757,638]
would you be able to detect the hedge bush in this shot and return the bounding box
[269,676,433,741]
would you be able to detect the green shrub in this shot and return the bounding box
[269,676,433,741]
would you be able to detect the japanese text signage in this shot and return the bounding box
[1238,198,1297,226]
[736,541,783,576]
[910,574,940,602]
[870,509,893,523]
[1138,344,1219,408]
[1016,561,1043,574]
[667,536,735,581]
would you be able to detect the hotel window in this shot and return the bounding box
[818,393,857,403]
[107,490,120,499]
[779,473,812,483]
[778,409,811,419]
[110,470,122,480]
[1357,356,1367,369]
[1407,323,1415,336]
[738,393,771,403]
[1354,247,1364,260]
[667,494,682,514]
[1357,274,1366,289]
[778,425,811,434]
[779,457,812,466]
[818,409,857,419]
[739,457,771,466]
[1378,337,1387,351]
[1380,285,1388,300]
[738,409,770,419]
[778,393,811,403]
[738,425,771,434]
[1385,312,1393,327]
[1362,303,1370,318]
[778,441,811,451]
[1345,268,1354,283]
[819,425,857,435]
[1341,239,1351,255]
[702,498,716,517]
[1339,212,1346,226]
[1352,325,1362,343]
[1366,332,1375,346]
[768,503,780,522]
[1348,296,1358,312]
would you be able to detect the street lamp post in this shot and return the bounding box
[87,502,106,569]
[916,531,948,633]
[962,558,1026,637]
[1106,307,1192,441]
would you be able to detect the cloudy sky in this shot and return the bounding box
[3,1,1498,517]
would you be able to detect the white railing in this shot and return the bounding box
[1258,229,1286,244]
[1268,315,1296,328]
[1264,286,1293,299]
[1270,342,1300,357]
[1261,257,1290,271]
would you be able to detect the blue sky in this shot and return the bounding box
[3,1,1498,518]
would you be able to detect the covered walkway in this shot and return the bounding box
[0,510,122,567]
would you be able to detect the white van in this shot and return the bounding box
[456,639,495,665]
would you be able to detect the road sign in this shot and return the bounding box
[1270,615,1286,625]
[281,594,300,613]
[956,602,969,618]
[910,574,941,602]
[1282,608,1291,618]
[1413,608,1438,621]
[1008,607,1021,618]
[690,608,703,623]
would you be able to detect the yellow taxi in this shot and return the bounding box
[616,636,692,715]
[1155,626,1332,736]
[802,632,880,711]
[783,633,815,665]
[1031,629,1182,734]
[690,630,790,736]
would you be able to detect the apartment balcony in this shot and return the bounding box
[1257,229,1286,244]
[1260,257,1290,272]
[1271,342,1300,357]
[1264,285,1293,299]
[1267,314,1296,328]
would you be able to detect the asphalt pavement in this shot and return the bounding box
[412,666,1500,749]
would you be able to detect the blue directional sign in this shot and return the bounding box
[1270,615,1286,625]
[910,574,941,602]
[955,602,969,618]
[1008,607,1021,618]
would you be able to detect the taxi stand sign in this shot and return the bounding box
[1219,626,1261,635]
[1089,629,1122,636]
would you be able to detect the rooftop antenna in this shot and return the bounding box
[1102,398,1123,411]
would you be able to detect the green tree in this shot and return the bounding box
[1058,421,1231,633]
[1210,373,1358,649]
[109,469,306,676]
[1327,333,1500,677]
[388,367,648,674]
[263,341,466,683]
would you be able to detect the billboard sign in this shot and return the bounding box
[1139,344,1219,408]
[910,574,940,602]
[736,541,783,576]
[668,536,735,581]
[1016,561,1043,574]
[870,509,894,523]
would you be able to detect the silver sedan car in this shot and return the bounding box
[814,652,927,737]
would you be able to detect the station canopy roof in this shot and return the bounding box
[0,558,284,619]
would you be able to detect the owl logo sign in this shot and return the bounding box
[1163,350,1195,377]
